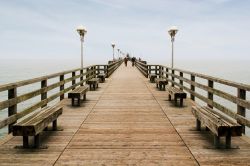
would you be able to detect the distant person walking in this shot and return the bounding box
[131,57,136,67]
[124,57,128,67]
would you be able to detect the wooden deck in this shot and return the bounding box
[0,62,250,165]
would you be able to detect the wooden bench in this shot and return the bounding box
[68,86,88,106]
[13,105,63,148]
[155,78,167,90]
[167,86,187,107]
[149,74,157,83]
[87,78,99,90]
[97,73,106,83]
[192,106,242,148]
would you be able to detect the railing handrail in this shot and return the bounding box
[147,64,250,91]
[170,67,250,91]
[137,63,250,134]
[0,61,123,134]
[0,65,97,92]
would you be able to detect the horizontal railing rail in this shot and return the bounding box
[107,59,123,77]
[137,64,250,134]
[0,60,122,134]
[135,60,148,77]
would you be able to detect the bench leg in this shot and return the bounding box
[97,83,99,88]
[71,98,74,106]
[156,83,158,88]
[196,119,201,131]
[23,136,29,148]
[163,84,166,90]
[83,94,86,100]
[214,135,220,148]
[226,132,231,149]
[174,97,177,106]
[180,98,183,107]
[77,97,81,106]
[34,134,40,148]
[53,120,57,131]
[168,94,171,101]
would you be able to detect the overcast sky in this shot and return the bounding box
[0,0,250,65]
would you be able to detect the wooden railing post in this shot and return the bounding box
[41,79,47,108]
[93,66,96,78]
[161,66,164,78]
[60,75,64,100]
[8,87,17,133]
[159,66,162,78]
[158,66,160,76]
[104,65,108,77]
[106,65,109,78]
[80,69,83,86]
[180,72,183,90]
[86,68,89,80]
[171,69,175,87]
[191,74,195,101]
[72,71,76,90]
[166,68,168,85]
[237,88,246,134]
[91,66,95,78]
[208,80,214,108]
[97,65,100,75]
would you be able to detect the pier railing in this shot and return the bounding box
[134,60,148,77]
[0,59,123,134]
[106,60,123,77]
[135,61,250,134]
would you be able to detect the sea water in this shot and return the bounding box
[0,59,249,137]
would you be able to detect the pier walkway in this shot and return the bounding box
[0,63,250,165]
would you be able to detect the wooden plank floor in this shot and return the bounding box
[0,62,250,165]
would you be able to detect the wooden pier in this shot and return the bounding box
[0,61,250,165]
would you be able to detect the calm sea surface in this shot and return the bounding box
[0,59,249,137]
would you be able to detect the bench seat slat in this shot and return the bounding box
[98,73,106,76]
[167,86,187,107]
[68,86,88,98]
[192,106,228,136]
[68,86,88,106]
[202,106,242,136]
[26,106,61,126]
[13,105,63,136]
[155,78,167,84]
[192,106,242,137]
[70,86,88,93]
[88,78,99,83]
[87,78,99,90]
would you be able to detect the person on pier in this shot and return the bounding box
[131,57,136,67]
[124,57,128,67]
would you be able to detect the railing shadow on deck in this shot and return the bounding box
[0,59,123,136]
[135,60,250,135]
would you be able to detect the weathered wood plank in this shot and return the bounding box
[0,64,249,165]
[13,105,63,136]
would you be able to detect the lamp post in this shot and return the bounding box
[117,49,120,59]
[168,26,178,68]
[76,25,87,69]
[111,43,115,61]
